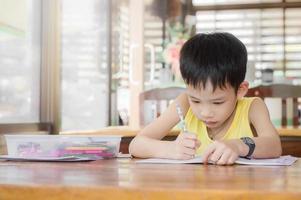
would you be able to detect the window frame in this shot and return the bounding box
[0,0,59,134]
[0,0,57,160]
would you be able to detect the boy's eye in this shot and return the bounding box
[191,100,200,104]
[213,102,224,105]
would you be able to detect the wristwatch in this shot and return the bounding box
[240,137,256,159]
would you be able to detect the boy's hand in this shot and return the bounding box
[202,140,239,165]
[171,132,201,160]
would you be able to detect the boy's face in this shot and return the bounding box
[186,81,241,129]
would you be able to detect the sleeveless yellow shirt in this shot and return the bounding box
[184,97,256,155]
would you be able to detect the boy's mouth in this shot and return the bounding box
[204,121,218,126]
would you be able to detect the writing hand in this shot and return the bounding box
[202,140,239,165]
[171,132,201,160]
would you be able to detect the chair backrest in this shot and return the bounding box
[246,84,301,127]
[139,87,185,127]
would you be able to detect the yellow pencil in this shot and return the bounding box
[175,102,187,132]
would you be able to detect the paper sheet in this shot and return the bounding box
[235,156,298,166]
[0,153,131,162]
[135,155,298,166]
[0,155,102,162]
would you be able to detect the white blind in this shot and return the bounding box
[61,0,110,130]
[144,14,165,89]
[111,0,131,125]
[285,8,301,79]
[112,7,165,89]
[112,1,130,89]
[194,1,301,84]
[111,0,166,125]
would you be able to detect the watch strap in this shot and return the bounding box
[240,137,255,159]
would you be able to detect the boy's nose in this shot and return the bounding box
[200,109,213,119]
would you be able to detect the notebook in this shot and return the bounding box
[135,155,298,166]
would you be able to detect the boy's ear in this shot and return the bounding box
[237,81,249,99]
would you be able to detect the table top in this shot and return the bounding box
[0,158,301,200]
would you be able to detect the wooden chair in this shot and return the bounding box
[246,84,301,127]
[139,87,185,127]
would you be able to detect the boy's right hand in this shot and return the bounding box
[170,132,201,160]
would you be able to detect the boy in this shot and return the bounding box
[129,32,282,165]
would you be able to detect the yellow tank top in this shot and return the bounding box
[185,97,256,155]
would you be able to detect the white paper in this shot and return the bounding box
[235,156,298,166]
[0,155,102,162]
[136,156,203,164]
[136,155,298,166]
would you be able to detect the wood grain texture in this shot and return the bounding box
[281,136,301,156]
[0,159,301,200]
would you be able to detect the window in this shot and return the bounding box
[111,0,173,125]
[193,0,301,84]
[111,0,130,125]
[61,0,110,131]
[0,0,115,133]
[0,0,41,123]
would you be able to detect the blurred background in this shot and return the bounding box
[0,0,301,133]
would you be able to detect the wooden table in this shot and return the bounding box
[0,158,301,200]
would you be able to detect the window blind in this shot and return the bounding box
[193,0,301,85]
[61,0,110,130]
[144,14,165,88]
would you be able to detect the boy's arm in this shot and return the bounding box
[202,98,282,165]
[129,93,199,159]
[128,99,180,158]
[222,98,282,159]
[245,97,282,158]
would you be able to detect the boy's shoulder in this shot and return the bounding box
[238,97,259,107]
[237,97,264,115]
[240,97,264,105]
[245,97,268,118]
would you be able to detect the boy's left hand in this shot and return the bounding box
[202,140,239,165]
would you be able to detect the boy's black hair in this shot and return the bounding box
[180,32,247,91]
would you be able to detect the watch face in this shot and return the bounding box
[245,137,255,145]
[241,137,256,158]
